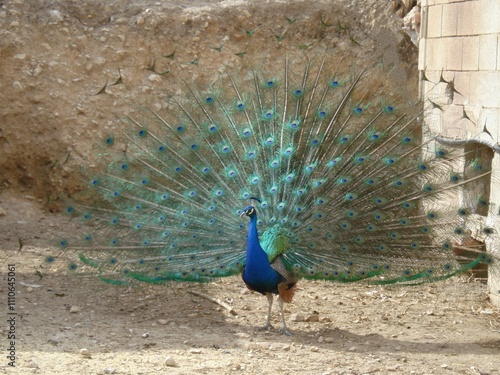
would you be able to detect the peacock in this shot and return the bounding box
[47,55,496,335]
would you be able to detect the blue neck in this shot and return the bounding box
[243,214,280,288]
[246,215,263,260]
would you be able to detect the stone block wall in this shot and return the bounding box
[419,0,500,306]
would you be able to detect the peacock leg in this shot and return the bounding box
[277,296,292,335]
[259,293,274,331]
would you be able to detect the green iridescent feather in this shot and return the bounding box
[47,55,496,288]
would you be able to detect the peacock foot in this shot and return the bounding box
[258,323,274,331]
[278,327,292,336]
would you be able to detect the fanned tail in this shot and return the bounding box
[47,55,496,286]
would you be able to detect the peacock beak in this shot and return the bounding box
[240,206,254,217]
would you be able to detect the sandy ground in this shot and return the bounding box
[1,193,500,374]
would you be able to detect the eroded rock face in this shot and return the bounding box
[0,0,416,209]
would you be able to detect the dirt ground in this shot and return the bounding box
[1,193,500,375]
[1,0,500,374]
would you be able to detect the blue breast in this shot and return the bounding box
[242,212,283,294]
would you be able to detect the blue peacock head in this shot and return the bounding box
[241,205,257,218]
[241,197,263,219]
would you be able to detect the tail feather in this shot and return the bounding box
[46,55,496,286]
